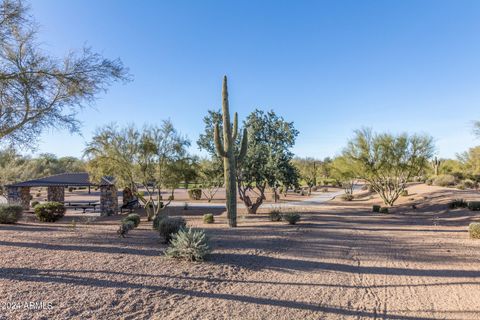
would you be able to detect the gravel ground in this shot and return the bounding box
[1,185,480,319]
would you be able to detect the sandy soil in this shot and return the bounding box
[1,184,480,319]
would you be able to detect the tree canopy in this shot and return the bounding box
[0,0,129,148]
[344,128,434,206]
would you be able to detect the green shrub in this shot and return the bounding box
[203,213,214,224]
[188,188,202,200]
[269,210,282,222]
[117,220,135,237]
[282,212,300,225]
[320,187,328,192]
[400,190,408,197]
[469,223,480,239]
[0,204,23,224]
[34,202,65,222]
[157,216,187,243]
[122,213,140,227]
[341,194,354,201]
[448,199,467,209]
[372,205,381,213]
[165,227,210,261]
[379,207,389,214]
[425,178,433,186]
[467,201,480,211]
[433,174,456,187]
[458,179,475,190]
[31,201,40,208]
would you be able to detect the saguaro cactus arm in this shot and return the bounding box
[214,124,227,157]
[232,112,238,141]
[237,128,248,164]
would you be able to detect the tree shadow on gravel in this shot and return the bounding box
[0,266,443,320]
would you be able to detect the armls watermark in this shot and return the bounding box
[1,301,53,311]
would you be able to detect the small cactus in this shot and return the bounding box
[431,156,442,176]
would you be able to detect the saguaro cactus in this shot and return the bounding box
[214,76,248,227]
[431,156,442,176]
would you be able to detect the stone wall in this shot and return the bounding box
[7,186,31,209]
[47,186,65,202]
[100,184,118,216]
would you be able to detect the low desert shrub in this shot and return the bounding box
[34,202,65,222]
[425,178,433,186]
[311,186,318,192]
[400,190,408,197]
[203,213,214,224]
[188,188,202,200]
[0,204,23,224]
[379,207,389,214]
[122,213,141,227]
[269,210,282,222]
[433,174,456,187]
[448,199,467,209]
[458,179,476,190]
[31,201,40,208]
[467,201,480,211]
[341,194,354,201]
[320,187,328,193]
[168,195,174,201]
[165,227,210,261]
[372,205,381,213]
[158,216,187,243]
[469,223,480,239]
[117,220,135,237]
[282,212,300,225]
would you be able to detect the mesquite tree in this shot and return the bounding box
[214,76,247,227]
[238,110,299,214]
[344,128,434,206]
[0,0,129,148]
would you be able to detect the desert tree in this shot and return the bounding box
[198,108,298,214]
[344,128,434,206]
[238,110,298,213]
[85,122,189,221]
[458,146,480,182]
[198,158,223,202]
[330,155,358,195]
[0,0,129,148]
[84,124,140,192]
[293,157,320,195]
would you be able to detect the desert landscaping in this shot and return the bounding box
[2,1,480,319]
[1,184,480,319]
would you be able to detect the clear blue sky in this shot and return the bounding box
[29,0,480,159]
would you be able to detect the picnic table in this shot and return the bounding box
[64,201,100,213]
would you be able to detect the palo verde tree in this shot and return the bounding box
[213,76,247,227]
[330,155,358,195]
[84,121,189,221]
[293,157,320,195]
[198,158,223,202]
[238,109,299,213]
[344,128,434,206]
[0,0,129,148]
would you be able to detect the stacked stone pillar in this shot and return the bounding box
[100,184,118,216]
[47,186,65,202]
[7,186,31,210]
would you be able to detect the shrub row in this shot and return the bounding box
[268,210,301,225]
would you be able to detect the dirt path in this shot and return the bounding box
[0,190,479,319]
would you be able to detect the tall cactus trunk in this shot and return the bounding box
[214,76,248,228]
